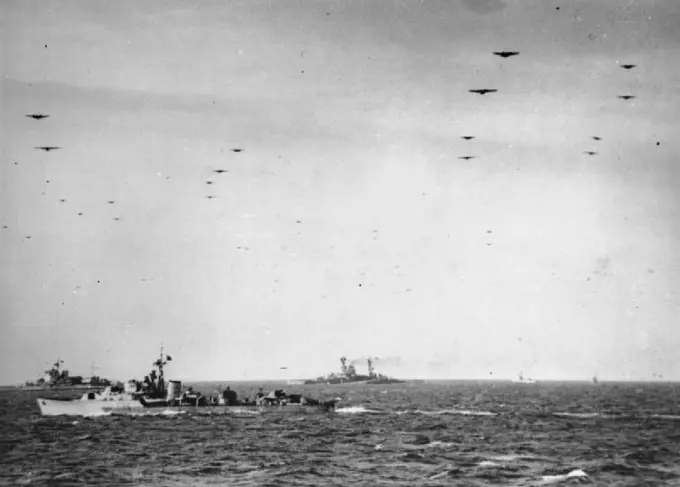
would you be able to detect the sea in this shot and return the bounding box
[1,380,679,486]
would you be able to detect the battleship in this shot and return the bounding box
[305,357,405,385]
[23,359,111,391]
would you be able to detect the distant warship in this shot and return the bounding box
[512,372,537,384]
[23,359,111,390]
[305,357,405,385]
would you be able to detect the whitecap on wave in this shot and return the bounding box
[421,440,455,449]
[122,409,186,417]
[335,406,381,414]
[416,408,497,417]
[540,468,590,484]
[83,411,112,418]
[553,412,628,420]
[553,412,601,419]
[651,414,680,420]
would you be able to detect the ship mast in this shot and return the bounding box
[153,346,172,394]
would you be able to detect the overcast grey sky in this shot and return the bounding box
[1,0,679,384]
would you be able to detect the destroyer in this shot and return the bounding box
[37,348,339,417]
[24,359,111,391]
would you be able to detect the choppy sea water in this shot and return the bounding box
[1,380,679,486]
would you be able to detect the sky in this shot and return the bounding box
[1,0,679,384]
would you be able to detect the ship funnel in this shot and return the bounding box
[167,380,182,401]
[124,380,137,394]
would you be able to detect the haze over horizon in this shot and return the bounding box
[2,0,679,386]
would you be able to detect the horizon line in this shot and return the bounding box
[5,377,678,387]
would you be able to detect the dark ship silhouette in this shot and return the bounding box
[305,357,405,385]
[24,359,111,390]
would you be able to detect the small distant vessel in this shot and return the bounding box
[37,348,340,417]
[305,357,405,385]
[512,372,537,384]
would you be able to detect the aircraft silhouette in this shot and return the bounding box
[620,64,636,70]
[461,136,475,140]
[206,181,214,185]
[458,156,476,160]
[35,146,60,152]
[59,199,66,203]
[77,212,84,216]
[493,51,519,58]
[107,201,115,204]
[205,195,216,199]
[26,114,50,120]
[113,217,122,221]
[584,151,597,156]
[592,136,602,141]
[213,169,228,174]
[618,95,635,100]
[231,149,243,153]
[469,89,497,95]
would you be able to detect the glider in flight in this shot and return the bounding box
[26,114,50,120]
[469,89,497,95]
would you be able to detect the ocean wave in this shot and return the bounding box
[540,468,590,484]
[554,411,680,421]
[428,469,457,480]
[490,454,537,462]
[7,381,678,486]
[415,408,498,416]
[335,406,381,414]
[425,440,455,448]
[651,414,680,420]
[82,411,112,418]
[553,412,602,419]
[552,411,634,420]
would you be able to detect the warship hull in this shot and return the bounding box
[37,397,145,416]
[37,398,336,417]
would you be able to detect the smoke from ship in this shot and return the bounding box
[349,356,402,367]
